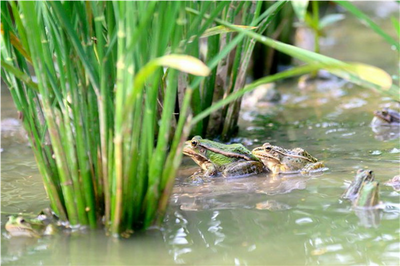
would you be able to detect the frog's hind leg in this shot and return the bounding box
[301,162,326,175]
[222,161,265,178]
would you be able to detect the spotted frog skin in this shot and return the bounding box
[342,169,374,200]
[183,136,266,180]
[251,143,325,175]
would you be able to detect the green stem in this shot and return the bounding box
[312,0,320,54]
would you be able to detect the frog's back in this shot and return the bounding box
[228,143,258,160]
[292,148,318,163]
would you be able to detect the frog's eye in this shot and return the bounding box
[264,146,272,151]
[191,140,198,147]
[17,218,26,223]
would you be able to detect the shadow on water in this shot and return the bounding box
[1,3,400,265]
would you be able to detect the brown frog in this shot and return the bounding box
[252,143,325,175]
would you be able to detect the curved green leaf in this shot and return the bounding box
[200,25,257,39]
[193,12,398,100]
[157,54,210,76]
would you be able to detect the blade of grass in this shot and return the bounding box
[334,0,399,51]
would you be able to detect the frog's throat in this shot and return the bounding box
[198,144,254,161]
[358,182,380,207]
[367,182,380,205]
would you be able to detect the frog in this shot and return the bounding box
[354,181,380,208]
[384,175,400,191]
[5,216,42,238]
[5,209,58,238]
[183,136,266,181]
[371,108,400,141]
[353,181,382,228]
[342,169,375,200]
[251,143,325,175]
[372,108,400,126]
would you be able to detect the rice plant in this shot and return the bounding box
[0,1,288,236]
[1,1,396,238]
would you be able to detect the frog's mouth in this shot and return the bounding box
[183,146,210,165]
[258,154,280,163]
[252,148,280,163]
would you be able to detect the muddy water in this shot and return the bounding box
[1,3,399,266]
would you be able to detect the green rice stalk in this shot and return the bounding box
[6,1,377,236]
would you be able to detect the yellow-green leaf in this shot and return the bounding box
[343,63,393,90]
[157,55,210,76]
[201,25,257,39]
[1,23,32,63]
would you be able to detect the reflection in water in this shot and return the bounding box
[354,208,382,228]
[1,229,177,265]
[2,235,40,263]
[255,200,291,211]
[173,174,309,212]
[371,124,400,141]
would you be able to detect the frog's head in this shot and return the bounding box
[342,169,375,200]
[354,169,375,188]
[374,109,392,123]
[374,108,400,124]
[183,136,210,166]
[5,216,40,238]
[355,181,380,207]
[252,143,282,166]
[183,136,241,167]
[355,168,373,178]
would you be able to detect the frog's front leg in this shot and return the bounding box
[300,161,325,175]
[185,172,206,184]
[201,162,218,177]
[186,162,218,184]
[222,161,265,177]
[268,164,288,176]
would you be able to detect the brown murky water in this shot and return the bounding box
[1,3,399,265]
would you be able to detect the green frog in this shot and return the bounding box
[342,169,375,200]
[183,136,266,180]
[5,216,42,238]
[5,209,58,238]
[354,181,380,208]
[251,143,325,175]
[353,181,382,228]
